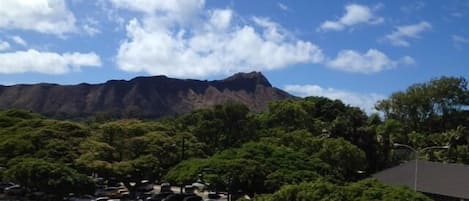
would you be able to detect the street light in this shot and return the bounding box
[393,143,450,191]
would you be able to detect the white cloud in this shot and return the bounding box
[114,2,325,78]
[0,40,10,51]
[452,35,469,44]
[111,0,410,76]
[318,4,383,32]
[209,9,233,30]
[0,0,77,35]
[83,24,101,36]
[110,0,204,24]
[0,49,101,74]
[11,36,27,46]
[252,17,289,42]
[319,21,345,31]
[284,84,386,113]
[399,56,416,65]
[278,3,289,11]
[327,49,414,73]
[384,21,432,47]
[81,17,101,36]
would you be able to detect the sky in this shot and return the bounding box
[0,0,468,113]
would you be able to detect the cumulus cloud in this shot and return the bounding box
[11,36,27,46]
[111,0,410,76]
[0,0,77,35]
[114,1,325,78]
[384,21,432,47]
[0,49,101,74]
[110,0,204,13]
[327,49,414,73]
[110,0,204,25]
[209,9,233,30]
[0,40,10,51]
[284,84,386,113]
[318,4,383,32]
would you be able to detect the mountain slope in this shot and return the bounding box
[0,72,293,118]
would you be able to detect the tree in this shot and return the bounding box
[376,76,469,133]
[343,179,431,201]
[264,100,309,132]
[4,158,94,198]
[178,103,256,152]
[165,141,336,195]
[316,138,367,181]
[269,180,343,201]
[376,119,406,166]
[165,158,267,196]
[243,179,432,201]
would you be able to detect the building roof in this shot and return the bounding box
[373,160,469,199]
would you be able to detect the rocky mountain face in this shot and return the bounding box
[0,72,294,118]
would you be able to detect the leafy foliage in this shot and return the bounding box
[376,76,469,133]
[4,158,94,197]
[242,179,431,201]
[0,76,467,200]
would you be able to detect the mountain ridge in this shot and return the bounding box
[0,72,293,118]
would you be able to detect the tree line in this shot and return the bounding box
[0,76,467,200]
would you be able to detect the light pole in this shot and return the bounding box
[180,135,185,194]
[393,143,449,191]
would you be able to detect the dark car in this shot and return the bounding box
[148,191,174,201]
[4,185,26,196]
[207,192,221,200]
[0,182,15,193]
[183,196,202,201]
[136,181,154,192]
[94,197,110,201]
[163,193,202,201]
[95,187,121,198]
[183,185,194,194]
[160,183,173,193]
[68,195,95,201]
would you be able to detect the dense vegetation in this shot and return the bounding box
[0,76,467,200]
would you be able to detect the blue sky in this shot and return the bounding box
[0,0,468,112]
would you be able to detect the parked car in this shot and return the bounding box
[95,187,122,198]
[163,193,202,201]
[4,185,26,196]
[183,196,202,201]
[184,185,195,194]
[204,192,221,201]
[160,182,173,193]
[136,180,154,192]
[93,196,110,201]
[93,177,106,189]
[0,182,15,193]
[27,191,47,200]
[69,195,95,201]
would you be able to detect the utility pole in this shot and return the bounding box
[393,143,449,191]
[180,136,185,194]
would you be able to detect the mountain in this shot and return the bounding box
[0,72,294,118]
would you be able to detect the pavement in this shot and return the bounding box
[152,185,228,201]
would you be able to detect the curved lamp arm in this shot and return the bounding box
[393,143,418,153]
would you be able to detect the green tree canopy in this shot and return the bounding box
[243,179,431,201]
[376,76,469,133]
[3,158,94,198]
